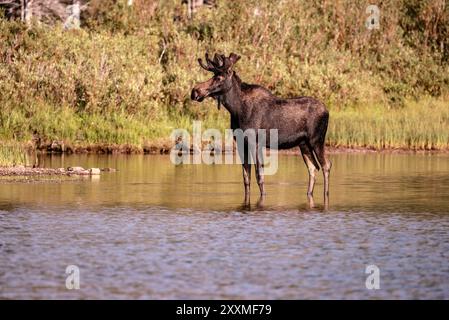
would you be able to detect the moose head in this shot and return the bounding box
[191,53,241,108]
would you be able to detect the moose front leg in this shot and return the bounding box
[239,141,251,199]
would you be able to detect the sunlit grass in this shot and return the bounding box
[328,98,449,150]
[0,144,27,167]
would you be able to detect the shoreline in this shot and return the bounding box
[0,166,115,177]
[3,141,449,156]
[1,145,447,178]
[34,144,449,155]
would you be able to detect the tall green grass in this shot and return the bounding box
[0,144,27,167]
[328,98,449,150]
[0,0,448,151]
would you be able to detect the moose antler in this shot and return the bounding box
[198,52,241,73]
[213,54,224,67]
[198,53,217,72]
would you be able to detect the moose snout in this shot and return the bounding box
[191,87,206,102]
[191,88,200,101]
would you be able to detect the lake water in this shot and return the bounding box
[0,153,448,299]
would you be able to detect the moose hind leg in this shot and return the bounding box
[242,162,251,197]
[311,143,332,199]
[299,143,319,197]
[254,143,266,196]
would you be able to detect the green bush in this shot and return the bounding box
[0,0,448,150]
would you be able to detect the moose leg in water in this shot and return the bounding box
[255,145,265,196]
[238,140,251,201]
[249,140,265,196]
[299,142,319,207]
[312,142,332,206]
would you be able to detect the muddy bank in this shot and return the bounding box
[30,140,449,155]
[285,146,449,155]
[6,140,449,163]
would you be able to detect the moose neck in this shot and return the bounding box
[219,75,243,119]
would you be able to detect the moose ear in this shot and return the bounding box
[229,53,241,65]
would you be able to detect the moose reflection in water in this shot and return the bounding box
[191,53,332,206]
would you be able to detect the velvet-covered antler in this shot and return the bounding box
[198,53,217,72]
[198,53,241,73]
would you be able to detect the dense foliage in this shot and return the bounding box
[0,0,448,151]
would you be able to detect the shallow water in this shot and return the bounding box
[0,153,448,299]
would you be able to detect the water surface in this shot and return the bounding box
[1,153,448,299]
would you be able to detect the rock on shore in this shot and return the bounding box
[0,166,110,177]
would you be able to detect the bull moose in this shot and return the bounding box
[191,53,332,204]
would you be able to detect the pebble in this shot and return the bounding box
[89,168,101,175]
[0,166,115,177]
